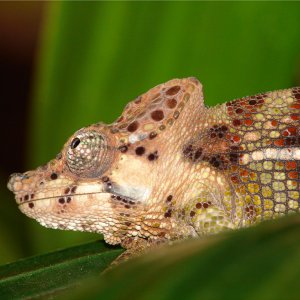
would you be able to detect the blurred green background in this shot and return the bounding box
[1,1,300,265]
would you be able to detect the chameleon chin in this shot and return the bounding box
[7,77,300,263]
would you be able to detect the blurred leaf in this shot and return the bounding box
[1,212,300,299]
[66,215,300,300]
[0,239,123,300]
[0,174,31,265]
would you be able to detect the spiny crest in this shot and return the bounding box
[106,77,203,148]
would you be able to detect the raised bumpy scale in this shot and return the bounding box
[7,77,300,261]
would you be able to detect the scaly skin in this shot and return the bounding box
[7,77,300,262]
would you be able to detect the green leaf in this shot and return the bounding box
[65,215,300,300]
[1,216,300,299]
[0,240,123,300]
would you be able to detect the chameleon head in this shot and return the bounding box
[7,77,205,245]
[7,125,158,245]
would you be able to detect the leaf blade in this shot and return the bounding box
[0,240,123,300]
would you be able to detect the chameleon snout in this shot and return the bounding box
[7,171,43,205]
[7,172,27,193]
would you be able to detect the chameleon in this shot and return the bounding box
[7,77,300,262]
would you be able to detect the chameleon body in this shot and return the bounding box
[7,77,300,260]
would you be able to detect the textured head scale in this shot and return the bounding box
[7,77,204,245]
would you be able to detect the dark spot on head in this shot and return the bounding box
[29,203,34,209]
[213,161,220,168]
[135,146,145,156]
[118,145,128,153]
[194,149,203,160]
[183,144,204,162]
[71,186,77,193]
[24,195,29,201]
[166,85,180,96]
[59,198,65,204]
[190,211,195,217]
[50,173,58,180]
[149,132,157,139]
[183,144,193,156]
[196,203,202,209]
[31,194,34,199]
[203,203,209,208]
[166,195,173,202]
[148,151,158,161]
[64,188,70,194]
[125,205,130,209]
[67,197,72,203]
[71,137,80,149]
[125,221,131,226]
[164,209,172,218]
[166,98,177,109]
[151,110,164,121]
[127,121,139,132]
[249,100,257,105]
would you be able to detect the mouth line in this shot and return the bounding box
[17,191,111,206]
[17,190,137,206]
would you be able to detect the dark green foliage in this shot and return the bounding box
[0,240,123,299]
[68,215,300,300]
[1,216,300,299]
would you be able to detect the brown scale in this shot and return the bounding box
[183,124,241,170]
[184,89,300,223]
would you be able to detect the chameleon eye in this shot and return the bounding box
[67,131,111,177]
[70,137,81,149]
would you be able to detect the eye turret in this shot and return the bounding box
[67,131,112,177]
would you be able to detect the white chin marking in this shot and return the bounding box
[113,184,150,202]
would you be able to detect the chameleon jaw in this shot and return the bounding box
[7,170,149,244]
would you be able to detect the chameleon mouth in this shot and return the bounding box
[16,190,111,207]
[8,171,111,206]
